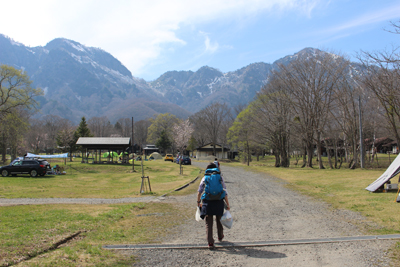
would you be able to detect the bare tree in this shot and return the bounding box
[87,116,112,137]
[273,49,349,168]
[358,52,400,147]
[249,76,292,167]
[134,120,151,151]
[191,102,231,156]
[41,114,71,154]
[25,118,45,154]
[114,118,132,137]
[56,121,77,162]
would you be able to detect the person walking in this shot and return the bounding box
[197,162,230,249]
[213,158,220,169]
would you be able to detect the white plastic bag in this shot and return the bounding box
[220,210,233,229]
[195,207,202,221]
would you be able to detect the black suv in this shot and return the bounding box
[0,159,48,177]
[35,159,51,176]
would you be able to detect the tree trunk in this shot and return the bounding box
[213,143,216,157]
[306,142,313,168]
[1,133,6,163]
[325,140,333,169]
[274,150,280,167]
[317,131,325,169]
[334,139,338,169]
[301,145,307,168]
[246,141,250,166]
[279,133,289,167]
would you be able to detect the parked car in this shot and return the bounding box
[35,159,52,175]
[18,157,52,176]
[164,154,174,162]
[181,156,191,165]
[0,159,48,177]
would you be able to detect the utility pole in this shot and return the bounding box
[132,117,135,172]
[359,96,365,168]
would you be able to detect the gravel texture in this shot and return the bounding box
[1,161,396,266]
[128,162,395,267]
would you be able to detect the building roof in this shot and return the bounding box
[77,137,131,145]
[195,143,230,151]
[76,137,131,150]
[144,145,158,150]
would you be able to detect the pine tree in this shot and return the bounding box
[76,117,93,137]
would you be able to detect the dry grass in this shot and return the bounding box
[0,159,201,266]
[0,159,199,198]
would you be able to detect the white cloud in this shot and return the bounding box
[0,0,320,76]
[323,3,400,35]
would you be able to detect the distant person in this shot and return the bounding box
[214,158,220,169]
[197,162,230,250]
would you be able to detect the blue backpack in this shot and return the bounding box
[201,168,226,201]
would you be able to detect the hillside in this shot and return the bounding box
[0,34,357,123]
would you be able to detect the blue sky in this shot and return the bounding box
[1,0,400,81]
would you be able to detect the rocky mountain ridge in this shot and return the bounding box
[0,34,338,123]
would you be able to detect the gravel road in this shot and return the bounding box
[1,162,395,266]
[128,162,395,267]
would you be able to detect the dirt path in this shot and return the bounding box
[128,162,394,266]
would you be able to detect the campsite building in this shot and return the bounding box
[193,143,230,160]
[143,145,159,156]
[76,137,131,163]
[365,137,394,154]
[383,141,399,154]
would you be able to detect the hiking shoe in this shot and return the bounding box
[218,235,224,242]
[208,243,215,250]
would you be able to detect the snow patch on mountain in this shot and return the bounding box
[64,39,86,53]
[68,51,135,85]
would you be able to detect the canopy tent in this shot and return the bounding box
[366,153,400,192]
[26,153,68,159]
[149,152,163,159]
[102,151,119,158]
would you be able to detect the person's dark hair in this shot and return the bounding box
[215,158,218,161]
[207,162,217,169]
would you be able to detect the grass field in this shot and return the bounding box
[0,159,199,198]
[0,159,200,266]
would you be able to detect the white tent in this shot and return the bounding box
[366,153,400,192]
[149,152,163,160]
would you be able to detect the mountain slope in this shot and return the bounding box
[0,35,359,124]
[0,34,191,123]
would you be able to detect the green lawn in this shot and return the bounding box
[0,159,200,266]
[0,159,199,198]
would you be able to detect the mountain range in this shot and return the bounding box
[0,34,342,124]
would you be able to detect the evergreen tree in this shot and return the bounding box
[74,117,93,159]
[76,117,93,137]
[156,130,171,153]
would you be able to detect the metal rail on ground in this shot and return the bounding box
[103,234,400,250]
